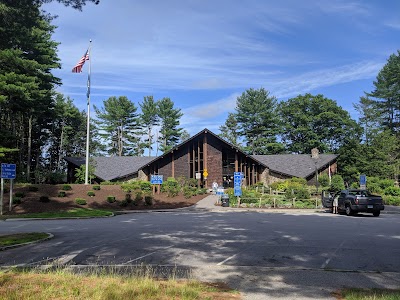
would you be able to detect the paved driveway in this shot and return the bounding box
[1,210,400,299]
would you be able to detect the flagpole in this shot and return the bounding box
[85,40,92,185]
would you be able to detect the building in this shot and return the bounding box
[65,128,338,186]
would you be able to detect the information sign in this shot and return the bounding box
[150,175,163,184]
[1,163,16,179]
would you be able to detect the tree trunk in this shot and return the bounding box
[148,127,152,157]
[27,115,32,182]
[58,123,64,171]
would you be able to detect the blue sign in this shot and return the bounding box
[216,187,224,195]
[150,175,163,184]
[1,163,16,179]
[234,186,242,196]
[360,174,367,185]
[233,172,242,195]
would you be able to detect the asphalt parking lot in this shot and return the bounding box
[1,209,400,299]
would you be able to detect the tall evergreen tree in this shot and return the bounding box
[157,97,183,154]
[219,112,240,146]
[94,96,141,156]
[0,0,60,181]
[139,96,159,157]
[353,96,381,144]
[368,50,400,135]
[235,88,283,154]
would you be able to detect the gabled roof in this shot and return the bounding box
[252,154,338,179]
[64,156,155,181]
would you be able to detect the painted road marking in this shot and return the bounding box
[320,240,345,269]
[122,245,174,265]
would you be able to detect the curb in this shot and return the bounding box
[0,233,54,251]
[4,213,115,222]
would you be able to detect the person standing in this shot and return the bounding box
[333,195,339,214]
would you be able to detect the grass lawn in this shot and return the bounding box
[0,270,240,300]
[0,233,50,247]
[339,288,400,299]
[2,208,113,219]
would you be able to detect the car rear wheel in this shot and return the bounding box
[373,211,380,217]
[345,205,353,216]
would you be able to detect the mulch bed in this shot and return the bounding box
[1,184,206,215]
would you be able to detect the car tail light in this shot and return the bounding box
[355,197,359,204]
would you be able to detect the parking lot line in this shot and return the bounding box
[122,245,174,265]
[217,244,254,266]
[320,240,345,269]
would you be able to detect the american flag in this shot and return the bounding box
[72,49,89,73]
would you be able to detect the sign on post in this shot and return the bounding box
[1,163,16,179]
[203,169,208,178]
[150,175,163,184]
[360,174,367,190]
[1,163,16,215]
[234,172,242,196]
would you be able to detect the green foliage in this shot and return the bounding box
[125,193,132,203]
[318,173,330,188]
[382,195,400,206]
[183,186,196,198]
[235,88,283,154]
[93,185,101,190]
[279,93,361,154]
[106,196,116,203]
[140,95,159,156]
[94,96,142,156]
[119,200,128,207]
[161,177,180,197]
[12,196,22,205]
[46,172,65,184]
[62,184,72,191]
[219,112,240,146]
[134,191,143,205]
[384,186,400,196]
[140,181,152,192]
[100,181,120,185]
[39,196,50,203]
[330,175,345,192]
[144,195,153,206]
[121,180,151,193]
[74,164,96,184]
[28,186,39,192]
[75,198,87,205]
[58,191,66,197]
[157,97,183,153]
[15,192,25,198]
[87,191,95,197]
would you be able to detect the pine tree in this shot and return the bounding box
[157,97,183,154]
[140,96,159,156]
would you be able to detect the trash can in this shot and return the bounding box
[221,194,230,207]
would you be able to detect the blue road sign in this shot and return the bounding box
[234,186,242,196]
[1,163,16,179]
[150,175,163,184]
[360,174,367,186]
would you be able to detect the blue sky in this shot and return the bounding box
[44,0,399,138]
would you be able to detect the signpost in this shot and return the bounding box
[360,174,367,190]
[150,175,163,195]
[1,163,16,215]
[234,171,242,197]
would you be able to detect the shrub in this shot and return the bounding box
[39,196,50,203]
[384,186,400,197]
[161,177,180,197]
[183,188,193,199]
[107,196,116,203]
[47,172,65,184]
[382,195,400,206]
[196,188,207,195]
[93,185,101,190]
[140,181,152,192]
[101,181,120,185]
[134,192,143,205]
[125,193,132,203]
[58,191,66,197]
[62,184,72,191]
[318,173,330,188]
[15,192,25,198]
[330,175,345,193]
[75,198,87,205]
[144,195,153,206]
[13,196,22,204]
[119,199,129,207]
[28,186,39,192]
[87,191,95,197]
